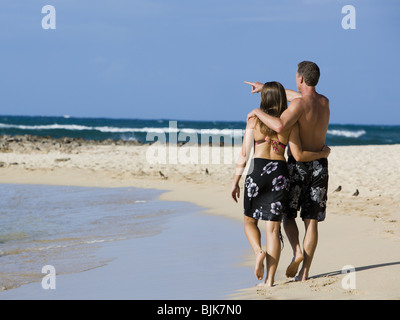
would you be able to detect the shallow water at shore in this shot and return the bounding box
[0,184,251,298]
[0,184,194,290]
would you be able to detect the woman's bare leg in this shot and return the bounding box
[264,220,281,286]
[244,216,265,280]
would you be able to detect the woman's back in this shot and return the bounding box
[252,123,289,161]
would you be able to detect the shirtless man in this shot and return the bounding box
[245,61,330,281]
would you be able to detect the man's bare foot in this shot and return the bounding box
[295,269,309,281]
[286,254,304,278]
[294,274,308,281]
[254,250,266,280]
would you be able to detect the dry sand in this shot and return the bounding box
[0,136,399,299]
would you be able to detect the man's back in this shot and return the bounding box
[295,92,330,152]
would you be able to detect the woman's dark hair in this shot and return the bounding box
[257,81,288,136]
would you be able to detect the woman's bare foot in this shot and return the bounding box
[254,250,266,280]
[285,253,304,278]
[256,277,275,287]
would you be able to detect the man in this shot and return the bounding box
[245,61,330,281]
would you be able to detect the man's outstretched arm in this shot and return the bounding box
[244,81,302,101]
[244,81,264,93]
[285,89,302,102]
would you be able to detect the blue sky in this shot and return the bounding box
[0,0,399,125]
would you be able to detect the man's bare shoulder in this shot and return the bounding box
[288,97,303,107]
[288,97,306,111]
[318,93,329,103]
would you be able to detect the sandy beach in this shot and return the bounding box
[0,135,399,299]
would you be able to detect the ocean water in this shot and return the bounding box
[1,115,399,146]
[0,184,196,291]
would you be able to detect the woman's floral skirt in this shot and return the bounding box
[243,158,289,222]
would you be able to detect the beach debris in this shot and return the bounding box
[54,158,71,162]
[159,171,167,179]
[352,189,359,196]
[334,185,342,192]
[0,161,6,168]
[205,168,209,175]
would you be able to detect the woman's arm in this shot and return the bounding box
[288,123,331,162]
[231,117,256,202]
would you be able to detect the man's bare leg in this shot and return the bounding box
[263,221,281,287]
[297,219,318,281]
[283,216,304,278]
[244,216,266,280]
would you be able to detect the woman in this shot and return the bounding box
[231,81,330,287]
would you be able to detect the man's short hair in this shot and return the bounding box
[297,61,320,87]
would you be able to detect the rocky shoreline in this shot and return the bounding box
[0,134,143,154]
[0,134,227,156]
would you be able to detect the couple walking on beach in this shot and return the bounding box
[231,61,331,287]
